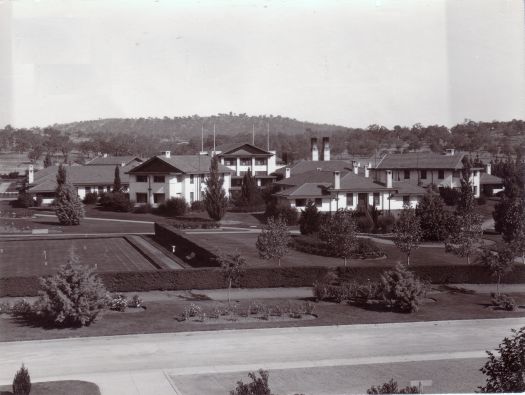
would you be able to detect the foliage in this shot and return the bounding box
[439,186,461,206]
[12,364,31,395]
[43,152,52,168]
[36,250,108,327]
[217,249,246,305]
[445,211,483,265]
[415,191,453,241]
[299,200,321,235]
[491,293,518,311]
[238,169,262,208]
[190,200,206,212]
[230,370,273,395]
[54,164,85,225]
[100,191,134,212]
[13,192,35,208]
[11,299,33,318]
[367,379,420,394]
[157,197,188,217]
[379,264,427,313]
[83,191,99,204]
[264,201,298,225]
[109,293,128,312]
[319,209,358,266]
[393,205,422,265]
[291,235,383,259]
[203,155,227,220]
[113,165,122,192]
[376,214,395,233]
[256,216,291,266]
[478,245,515,296]
[130,294,143,308]
[134,203,152,214]
[479,327,525,393]
[499,196,525,264]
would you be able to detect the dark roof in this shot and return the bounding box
[274,183,332,198]
[275,160,354,176]
[29,164,132,193]
[276,170,349,187]
[86,156,144,166]
[376,152,466,170]
[480,173,504,185]
[336,173,392,192]
[128,155,232,175]
[215,142,272,156]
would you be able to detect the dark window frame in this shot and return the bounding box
[136,175,147,183]
[438,170,445,179]
[136,193,148,203]
[404,170,410,180]
[153,175,165,183]
[421,170,427,180]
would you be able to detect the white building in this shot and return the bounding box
[127,151,232,206]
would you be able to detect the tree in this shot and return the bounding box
[479,326,525,393]
[379,264,426,313]
[230,370,273,395]
[299,200,321,235]
[240,168,258,207]
[415,191,452,241]
[393,205,422,265]
[12,364,31,395]
[478,245,515,296]
[203,155,227,220]
[55,164,85,225]
[445,211,483,264]
[43,152,52,168]
[217,249,246,306]
[367,378,420,394]
[256,216,290,266]
[113,165,122,192]
[502,196,525,264]
[319,209,357,266]
[36,249,108,327]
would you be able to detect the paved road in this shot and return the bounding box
[0,318,523,394]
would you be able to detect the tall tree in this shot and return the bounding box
[319,209,357,266]
[478,245,515,296]
[240,168,258,206]
[299,200,321,235]
[203,155,228,220]
[256,216,290,266]
[415,191,452,241]
[55,164,85,225]
[113,165,122,192]
[43,152,52,168]
[393,205,422,265]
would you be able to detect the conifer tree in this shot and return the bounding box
[203,155,228,220]
[12,364,31,395]
[55,164,85,225]
[240,168,258,206]
[43,152,52,168]
[113,165,122,192]
[299,200,321,235]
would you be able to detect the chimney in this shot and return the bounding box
[322,137,330,161]
[386,170,393,188]
[333,171,340,190]
[353,161,358,175]
[486,163,491,175]
[285,168,291,179]
[445,148,455,156]
[311,137,319,162]
[28,165,34,184]
[163,151,171,158]
[103,153,108,158]
[121,162,126,167]
[364,165,370,178]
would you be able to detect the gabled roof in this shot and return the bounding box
[85,156,144,166]
[215,142,272,156]
[128,155,232,175]
[336,172,392,192]
[275,160,354,176]
[376,152,466,170]
[480,173,503,185]
[276,170,349,187]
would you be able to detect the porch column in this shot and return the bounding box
[251,157,256,174]
[236,157,240,176]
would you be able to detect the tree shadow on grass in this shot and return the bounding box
[10,313,84,331]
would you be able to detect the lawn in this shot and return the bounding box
[0,237,157,277]
[188,231,471,268]
[0,380,100,395]
[1,287,523,342]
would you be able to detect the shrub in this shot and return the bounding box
[36,254,108,327]
[55,165,85,225]
[0,301,12,314]
[230,369,273,395]
[491,293,518,311]
[379,264,427,313]
[11,299,33,318]
[183,303,202,320]
[313,272,338,301]
[190,200,206,212]
[299,200,321,235]
[367,378,420,394]
[12,364,31,395]
[157,197,188,217]
[109,293,128,312]
[134,203,152,214]
[477,195,487,205]
[129,294,143,308]
[13,192,34,208]
[377,214,395,233]
[99,191,133,212]
[355,213,375,233]
[264,201,298,225]
[439,186,461,206]
[83,191,99,204]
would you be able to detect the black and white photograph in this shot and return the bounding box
[0,0,524,394]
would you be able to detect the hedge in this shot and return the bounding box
[291,235,384,259]
[2,264,524,297]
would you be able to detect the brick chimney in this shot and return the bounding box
[386,170,393,188]
[364,165,370,178]
[486,163,491,175]
[322,137,330,161]
[311,138,319,162]
[285,168,291,179]
[162,151,171,158]
[28,165,34,184]
[353,161,358,175]
[333,171,340,190]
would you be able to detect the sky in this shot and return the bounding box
[0,0,523,130]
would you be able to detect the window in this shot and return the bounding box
[438,170,445,179]
[295,199,306,207]
[346,193,354,206]
[190,192,194,202]
[136,193,147,203]
[255,158,267,166]
[473,186,478,195]
[373,192,380,206]
[136,175,147,183]
[225,158,235,166]
[190,175,194,184]
[403,195,410,205]
[421,170,427,180]
[315,198,322,207]
[98,186,104,194]
[404,170,410,180]
[240,158,251,166]
[153,175,165,183]
[153,193,165,204]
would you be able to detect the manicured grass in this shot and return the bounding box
[189,232,471,268]
[0,380,100,395]
[1,288,523,342]
[0,237,157,277]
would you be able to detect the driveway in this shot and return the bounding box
[0,318,522,394]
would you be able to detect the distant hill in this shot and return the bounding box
[52,114,348,139]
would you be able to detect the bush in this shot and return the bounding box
[134,203,152,214]
[100,192,133,212]
[11,299,33,318]
[129,294,143,308]
[170,221,220,229]
[12,364,31,395]
[190,200,206,212]
[291,235,383,259]
[299,200,321,235]
[439,186,461,206]
[264,201,298,225]
[36,257,109,327]
[157,197,188,217]
[230,370,272,395]
[377,214,395,233]
[379,264,427,313]
[109,293,128,312]
[367,379,420,394]
[491,293,518,311]
[13,193,34,208]
[355,213,374,233]
[83,191,99,204]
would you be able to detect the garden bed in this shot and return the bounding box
[291,235,384,259]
